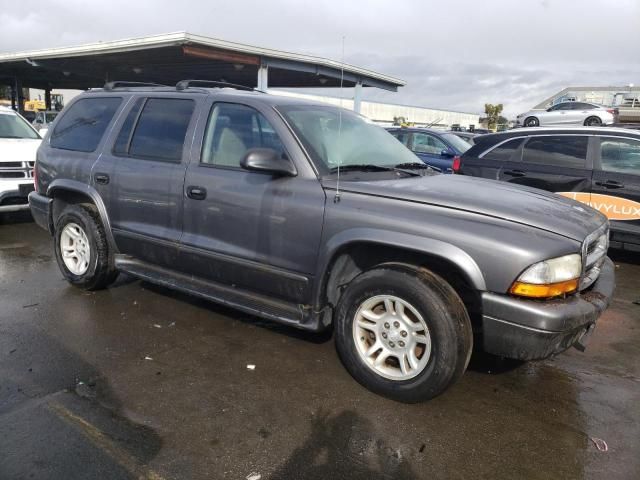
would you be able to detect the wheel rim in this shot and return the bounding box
[60,222,91,275]
[352,295,432,380]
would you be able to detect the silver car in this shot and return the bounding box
[516,101,618,127]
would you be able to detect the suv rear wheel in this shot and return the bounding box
[53,204,118,290]
[334,265,472,403]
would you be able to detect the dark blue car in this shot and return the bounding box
[386,127,472,172]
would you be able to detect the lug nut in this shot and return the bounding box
[393,321,400,328]
[381,332,387,339]
[384,322,390,329]
[398,341,405,347]
[389,341,395,348]
[401,331,407,337]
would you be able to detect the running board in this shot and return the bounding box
[114,255,318,331]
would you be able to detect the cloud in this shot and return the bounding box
[1,0,638,118]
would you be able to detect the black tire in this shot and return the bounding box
[53,204,118,290]
[524,116,539,127]
[334,265,472,403]
[584,116,602,126]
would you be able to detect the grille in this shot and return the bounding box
[0,161,34,179]
[580,225,609,290]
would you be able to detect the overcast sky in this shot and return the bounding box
[1,0,639,117]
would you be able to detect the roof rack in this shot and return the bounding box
[175,79,254,91]
[103,81,166,90]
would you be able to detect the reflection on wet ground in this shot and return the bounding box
[1,220,638,479]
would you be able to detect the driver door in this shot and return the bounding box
[410,132,453,172]
[179,101,326,303]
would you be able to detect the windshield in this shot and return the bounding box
[440,133,471,153]
[0,112,40,139]
[277,105,421,173]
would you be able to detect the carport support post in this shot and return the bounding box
[10,83,16,111]
[353,81,363,113]
[257,64,268,91]
[45,88,52,111]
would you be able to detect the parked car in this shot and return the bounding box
[29,83,614,402]
[32,110,59,134]
[456,126,640,251]
[386,127,471,172]
[0,106,41,213]
[516,102,618,127]
[447,131,478,145]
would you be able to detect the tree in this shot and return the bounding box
[484,103,504,131]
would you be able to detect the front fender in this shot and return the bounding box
[314,227,487,306]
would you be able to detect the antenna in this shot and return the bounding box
[334,35,345,204]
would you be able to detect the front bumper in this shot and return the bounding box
[28,191,53,233]
[481,257,615,360]
[0,185,33,212]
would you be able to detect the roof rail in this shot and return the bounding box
[175,79,254,91]
[103,81,166,90]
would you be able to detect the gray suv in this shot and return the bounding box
[29,81,615,402]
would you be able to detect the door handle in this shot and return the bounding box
[595,180,624,189]
[94,173,110,185]
[187,186,207,200]
[503,169,526,177]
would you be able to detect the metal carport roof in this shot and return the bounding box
[0,32,405,92]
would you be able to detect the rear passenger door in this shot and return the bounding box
[179,101,326,304]
[96,95,198,268]
[591,136,640,246]
[499,135,593,194]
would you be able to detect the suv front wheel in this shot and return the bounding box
[53,204,118,290]
[335,265,472,403]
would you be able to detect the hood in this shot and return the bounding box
[0,138,41,163]
[327,174,606,242]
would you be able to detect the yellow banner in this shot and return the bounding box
[558,192,640,221]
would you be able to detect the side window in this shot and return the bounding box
[201,103,286,167]
[600,138,640,175]
[388,130,410,146]
[482,138,524,161]
[557,103,573,110]
[412,133,446,155]
[522,136,588,168]
[113,97,145,155]
[50,97,122,152]
[572,102,595,110]
[127,98,195,162]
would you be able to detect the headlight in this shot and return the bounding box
[510,254,582,298]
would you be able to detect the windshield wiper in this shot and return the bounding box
[394,162,442,173]
[329,164,421,177]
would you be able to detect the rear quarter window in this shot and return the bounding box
[50,97,122,152]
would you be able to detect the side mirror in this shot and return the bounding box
[440,149,454,158]
[240,148,296,176]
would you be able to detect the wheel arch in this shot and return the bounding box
[47,179,118,253]
[314,229,486,327]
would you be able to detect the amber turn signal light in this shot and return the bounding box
[509,279,579,299]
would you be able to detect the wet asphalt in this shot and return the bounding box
[1,213,639,480]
